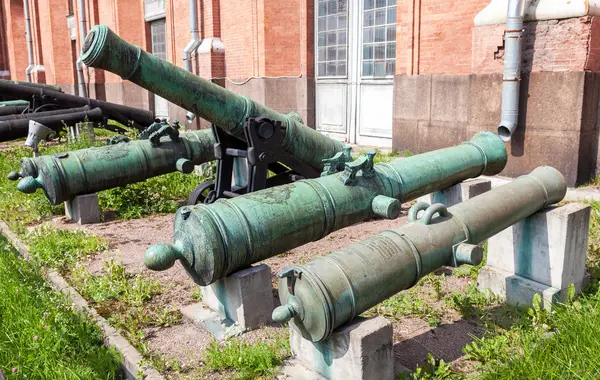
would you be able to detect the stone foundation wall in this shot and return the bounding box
[392,71,600,186]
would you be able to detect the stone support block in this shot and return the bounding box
[64,193,101,225]
[417,178,492,207]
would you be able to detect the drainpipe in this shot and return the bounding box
[497,0,526,142]
[76,0,88,97]
[183,0,201,122]
[23,0,34,82]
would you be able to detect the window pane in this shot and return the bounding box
[363,44,373,60]
[327,15,337,30]
[364,10,374,27]
[338,46,347,60]
[327,0,337,14]
[364,0,374,10]
[327,47,337,61]
[374,61,385,77]
[388,0,396,5]
[386,60,395,75]
[363,61,373,76]
[386,25,396,41]
[375,27,385,42]
[374,44,385,59]
[339,14,347,28]
[338,30,347,45]
[318,47,326,61]
[319,1,326,16]
[318,63,327,76]
[375,9,386,25]
[327,62,337,76]
[363,28,373,43]
[376,0,386,7]
[386,43,396,58]
[387,7,396,24]
[318,17,326,31]
[339,0,347,12]
[327,32,337,45]
[318,33,326,46]
[338,62,347,76]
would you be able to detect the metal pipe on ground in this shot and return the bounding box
[0,107,105,142]
[0,81,154,128]
[273,166,567,342]
[144,132,508,286]
[0,79,62,93]
[0,106,28,117]
[0,106,89,122]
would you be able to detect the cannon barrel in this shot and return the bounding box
[272,166,567,342]
[0,107,105,142]
[0,81,154,127]
[80,24,345,171]
[0,79,62,93]
[0,106,28,117]
[0,106,89,122]
[144,132,507,286]
[10,129,216,204]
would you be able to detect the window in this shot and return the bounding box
[361,0,396,78]
[317,0,348,77]
[144,0,166,21]
[150,19,167,61]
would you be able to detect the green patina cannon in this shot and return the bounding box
[8,123,215,205]
[145,132,508,286]
[271,166,566,342]
[80,25,345,173]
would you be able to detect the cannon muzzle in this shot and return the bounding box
[145,132,507,286]
[273,166,566,342]
[80,25,345,172]
[10,129,215,204]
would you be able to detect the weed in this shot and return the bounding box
[27,226,108,269]
[426,273,445,301]
[0,236,122,378]
[399,354,461,379]
[192,286,203,302]
[463,334,510,364]
[373,291,443,327]
[204,332,290,379]
[71,260,161,306]
[109,306,182,351]
[448,284,498,319]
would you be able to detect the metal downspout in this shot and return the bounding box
[498,0,526,142]
[23,0,34,82]
[183,0,201,122]
[76,0,88,97]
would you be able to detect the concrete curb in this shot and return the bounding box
[0,220,164,380]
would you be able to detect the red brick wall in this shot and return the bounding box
[0,0,9,75]
[396,0,489,75]
[473,17,596,74]
[4,0,27,81]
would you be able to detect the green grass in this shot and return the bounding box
[0,235,123,379]
[204,332,290,379]
[70,260,161,306]
[27,226,108,270]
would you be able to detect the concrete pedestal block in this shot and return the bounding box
[64,193,101,224]
[182,264,274,340]
[478,203,591,308]
[282,316,394,380]
[417,178,491,206]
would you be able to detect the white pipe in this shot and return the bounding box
[475,0,600,26]
[497,0,526,142]
[183,0,201,122]
[23,0,34,82]
[76,0,87,97]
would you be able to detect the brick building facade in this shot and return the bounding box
[1,0,600,185]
